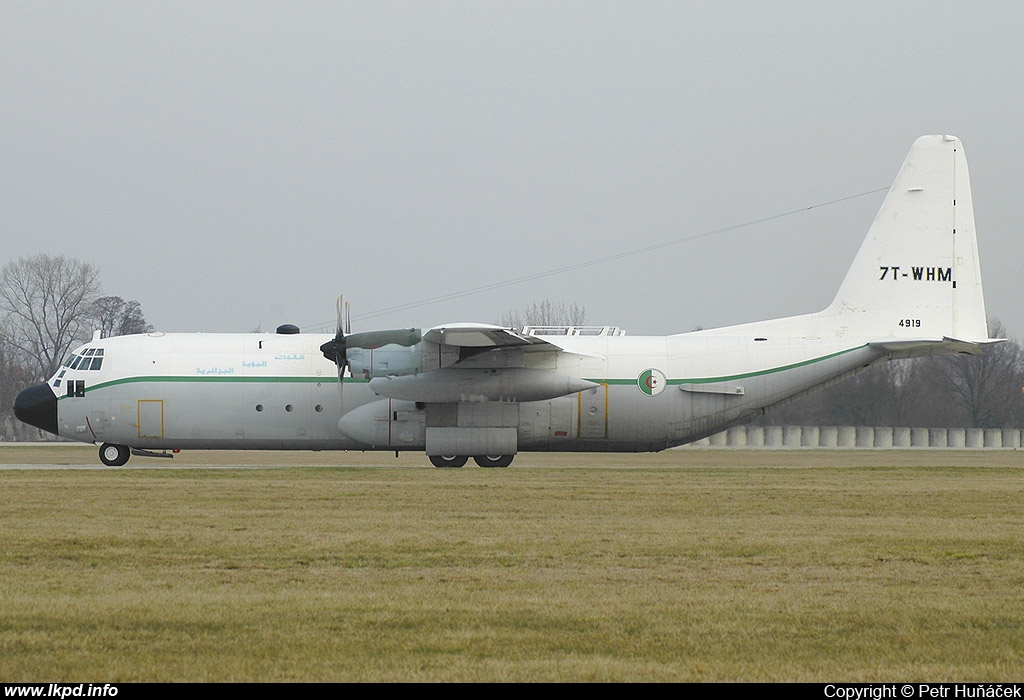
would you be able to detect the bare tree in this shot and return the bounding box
[498,300,587,329]
[0,255,101,381]
[0,330,34,440]
[762,363,902,427]
[930,319,1024,429]
[761,318,1024,429]
[89,296,154,338]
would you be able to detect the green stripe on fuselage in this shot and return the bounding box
[56,374,362,400]
[591,345,866,385]
[61,345,867,398]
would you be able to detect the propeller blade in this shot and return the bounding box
[319,296,348,363]
[317,295,349,414]
[342,294,350,339]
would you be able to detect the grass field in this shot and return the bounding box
[1,445,1022,681]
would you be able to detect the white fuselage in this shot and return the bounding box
[46,326,882,453]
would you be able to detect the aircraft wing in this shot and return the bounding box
[422,323,562,352]
[367,323,593,402]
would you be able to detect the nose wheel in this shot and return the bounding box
[99,443,131,467]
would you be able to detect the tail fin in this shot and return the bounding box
[824,135,990,343]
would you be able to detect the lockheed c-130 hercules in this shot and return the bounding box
[14,135,998,467]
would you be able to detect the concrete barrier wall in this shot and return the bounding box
[819,426,837,447]
[838,426,856,447]
[801,426,819,447]
[688,426,1024,448]
[948,429,966,448]
[893,427,911,447]
[912,428,930,446]
[855,427,874,447]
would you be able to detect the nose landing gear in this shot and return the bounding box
[99,443,131,467]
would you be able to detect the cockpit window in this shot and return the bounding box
[63,348,105,371]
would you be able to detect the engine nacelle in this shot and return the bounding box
[347,344,422,379]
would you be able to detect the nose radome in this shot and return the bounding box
[13,383,59,436]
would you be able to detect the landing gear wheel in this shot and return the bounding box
[429,455,468,468]
[99,443,131,467]
[474,455,514,468]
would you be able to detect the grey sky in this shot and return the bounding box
[3,2,1022,338]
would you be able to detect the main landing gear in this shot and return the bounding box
[473,455,514,468]
[428,455,514,468]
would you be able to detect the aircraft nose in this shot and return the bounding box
[13,383,59,436]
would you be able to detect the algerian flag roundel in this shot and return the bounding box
[637,368,667,396]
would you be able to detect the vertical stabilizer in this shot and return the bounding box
[824,135,989,342]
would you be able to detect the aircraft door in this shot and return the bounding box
[578,384,608,439]
[86,409,109,440]
[138,400,164,439]
[517,396,573,449]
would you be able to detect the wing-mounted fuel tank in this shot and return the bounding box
[368,368,597,403]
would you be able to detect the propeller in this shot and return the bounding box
[319,296,349,413]
[319,296,423,415]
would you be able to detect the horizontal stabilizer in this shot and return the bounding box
[868,336,1005,357]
